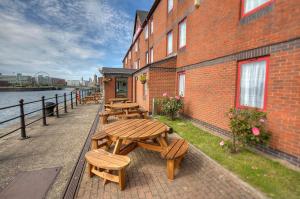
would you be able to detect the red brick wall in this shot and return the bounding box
[267,48,300,156]
[104,77,115,103]
[122,0,300,160]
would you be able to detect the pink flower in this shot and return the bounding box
[175,96,180,100]
[219,140,225,146]
[252,127,260,136]
[259,119,265,123]
[163,92,167,97]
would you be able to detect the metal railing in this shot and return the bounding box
[0,89,93,139]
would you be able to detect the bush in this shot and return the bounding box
[159,93,183,120]
[227,108,270,153]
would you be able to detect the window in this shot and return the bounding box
[146,51,149,64]
[167,31,173,55]
[242,0,273,17]
[133,61,138,69]
[178,72,185,97]
[128,51,131,59]
[150,47,154,63]
[150,19,154,34]
[135,41,138,52]
[143,83,148,97]
[137,59,140,69]
[144,24,148,39]
[179,19,186,49]
[168,0,173,13]
[237,57,269,110]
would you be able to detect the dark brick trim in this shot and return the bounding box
[177,37,300,72]
[183,115,300,167]
[240,3,274,25]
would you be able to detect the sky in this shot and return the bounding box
[0,0,154,80]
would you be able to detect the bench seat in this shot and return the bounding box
[85,149,131,190]
[91,131,111,150]
[161,139,189,180]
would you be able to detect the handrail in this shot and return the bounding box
[0,88,95,139]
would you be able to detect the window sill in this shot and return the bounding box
[240,2,274,25]
[178,46,186,53]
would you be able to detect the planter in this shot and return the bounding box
[140,80,147,84]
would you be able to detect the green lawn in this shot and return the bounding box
[156,116,300,199]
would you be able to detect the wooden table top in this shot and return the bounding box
[104,119,168,140]
[108,103,139,110]
[109,98,129,102]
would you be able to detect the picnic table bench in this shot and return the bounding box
[161,139,189,180]
[85,149,131,190]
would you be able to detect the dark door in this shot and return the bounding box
[115,77,128,98]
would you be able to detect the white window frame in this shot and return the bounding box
[150,19,154,34]
[242,0,273,17]
[179,19,187,49]
[150,47,154,63]
[146,51,149,64]
[167,31,173,55]
[135,41,138,52]
[237,57,269,110]
[168,0,173,13]
[178,73,185,97]
[128,51,131,59]
[144,24,148,39]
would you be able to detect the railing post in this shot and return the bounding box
[19,99,28,139]
[55,94,59,118]
[79,90,81,104]
[70,92,73,109]
[75,91,78,106]
[41,96,47,126]
[64,93,67,113]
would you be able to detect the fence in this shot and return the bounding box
[0,89,93,139]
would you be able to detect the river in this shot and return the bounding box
[0,89,75,129]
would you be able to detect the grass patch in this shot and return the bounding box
[156,115,300,199]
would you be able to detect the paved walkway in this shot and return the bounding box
[76,134,266,199]
[0,104,99,199]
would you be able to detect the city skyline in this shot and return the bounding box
[0,0,154,80]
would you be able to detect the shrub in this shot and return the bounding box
[227,108,270,153]
[160,93,183,120]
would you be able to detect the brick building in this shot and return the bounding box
[101,0,300,165]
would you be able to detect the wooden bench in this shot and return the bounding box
[161,139,189,180]
[91,131,111,150]
[85,149,131,190]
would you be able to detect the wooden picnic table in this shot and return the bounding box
[108,98,129,104]
[107,103,139,110]
[104,119,169,155]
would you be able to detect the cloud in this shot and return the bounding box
[0,0,134,80]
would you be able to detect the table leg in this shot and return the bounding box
[113,139,123,154]
[157,135,168,148]
[104,138,123,185]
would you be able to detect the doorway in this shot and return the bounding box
[115,77,128,98]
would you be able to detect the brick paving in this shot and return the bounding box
[76,135,266,199]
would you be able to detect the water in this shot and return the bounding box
[0,89,75,129]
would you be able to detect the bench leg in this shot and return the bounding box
[91,140,98,150]
[119,168,125,190]
[167,160,175,180]
[88,163,94,177]
[175,156,184,169]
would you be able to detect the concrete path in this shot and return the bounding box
[0,104,99,199]
[76,133,266,199]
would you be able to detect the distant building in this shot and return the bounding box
[51,77,66,86]
[0,73,32,86]
[67,80,81,87]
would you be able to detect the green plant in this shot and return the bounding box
[139,74,147,84]
[159,93,183,120]
[227,108,270,153]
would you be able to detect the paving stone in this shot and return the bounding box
[76,128,266,199]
